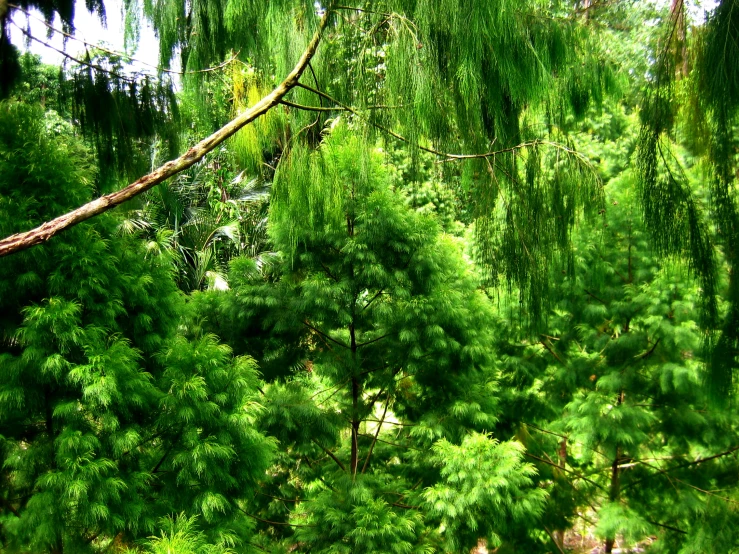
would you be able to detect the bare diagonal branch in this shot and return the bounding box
[0,9,331,258]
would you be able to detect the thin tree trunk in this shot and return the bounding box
[670,0,688,76]
[605,390,625,554]
[348,197,360,478]
[552,438,567,550]
[350,376,359,477]
[45,388,63,554]
[349,319,359,478]
[0,9,331,257]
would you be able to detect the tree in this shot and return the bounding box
[492,103,739,553]
[0,101,274,552]
[191,124,547,552]
[0,0,608,317]
[2,0,738,551]
[637,0,739,397]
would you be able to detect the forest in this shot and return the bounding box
[0,0,738,552]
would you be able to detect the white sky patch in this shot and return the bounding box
[687,0,720,21]
[8,0,165,75]
[652,0,721,22]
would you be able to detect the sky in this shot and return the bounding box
[7,0,165,74]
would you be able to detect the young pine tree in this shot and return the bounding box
[0,101,274,552]
[194,124,547,552]
[494,168,739,553]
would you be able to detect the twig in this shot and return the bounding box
[540,339,567,367]
[624,445,739,491]
[280,100,349,112]
[584,289,608,305]
[357,333,392,348]
[358,432,416,451]
[523,422,568,440]
[334,4,391,16]
[302,319,350,349]
[235,505,316,528]
[543,526,566,554]
[524,452,608,493]
[363,289,385,311]
[635,459,739,506]
[280,100,399,112]
[257,491,302,503]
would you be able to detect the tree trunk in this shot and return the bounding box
[349,319,359,478]
[605,390,625,554]
[552,438,567,550]
[350,377,359,477]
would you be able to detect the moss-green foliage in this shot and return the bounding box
[0,101,274,552]
[111,0,611,318]
[6,2,739,551]
[3,0,618,324]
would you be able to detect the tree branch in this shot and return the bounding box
[10,21,138,83]
[302,319,350,349]
[280,100,397,112]
[523,422,568,440]
[584,289,608,305]
[2,497,20,518]
[361,396,389,473]
[235,505,316,528]
[362,289,384,311]
[624,445,739,491]
[540,339,567,367]
[357,333,392,348]
[0,9,332,257]
[524,452,608,493]
[311,438,347,472]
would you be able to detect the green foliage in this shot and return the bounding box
[124,514,235,554]
[423,433,546,550]
[0,101,274,552]
[63,53,180,187]
[4,2,739,552]
[122,146,271,292]
[190,126,545,552]
[493,163,739,552]
[636,0,739,400]
[7,53,62,107]
[105,0,612,317]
